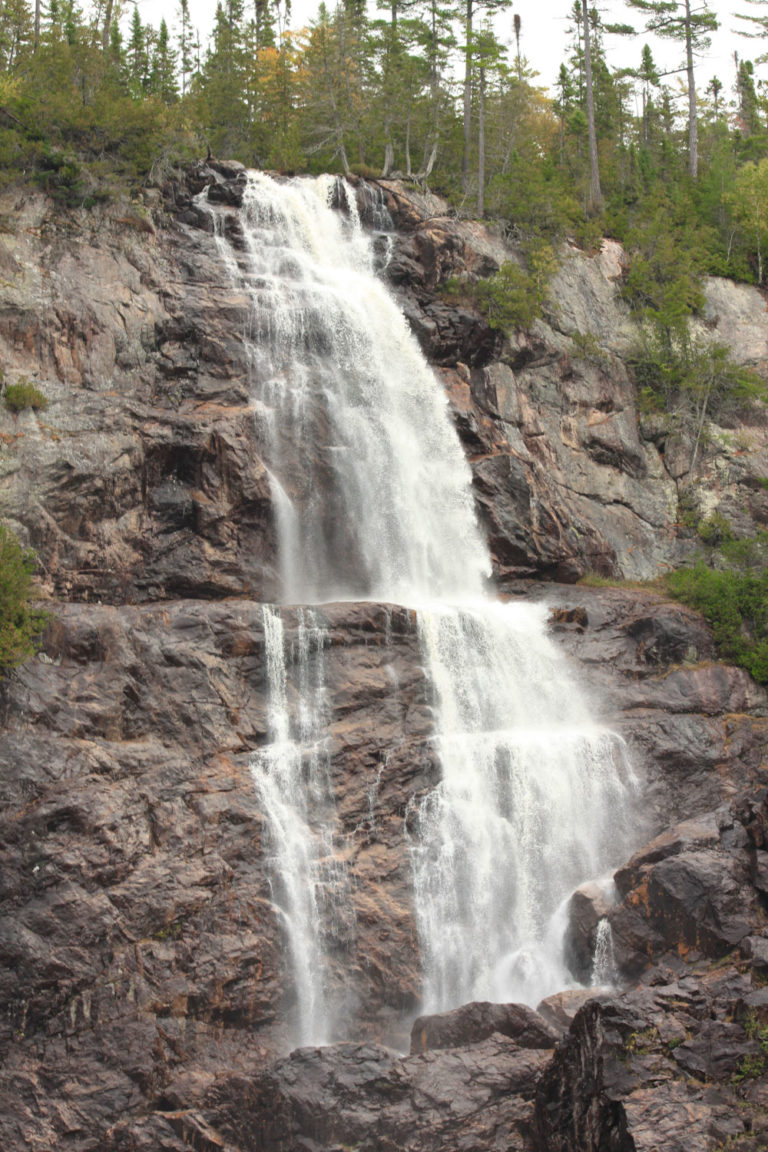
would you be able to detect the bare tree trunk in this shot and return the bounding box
[685,0,698,180]
[405,112,412,177]
[477,63,485,216]
[582,0,603,214]
[338,140,350,176]
[462,0,473,193]
[34,0,40,51]
[758,230,763,285]
[420,138,438,183]
[382,140,394,177]
[101,0,113,49]
[690,374,713,476]
[514,13,521,82]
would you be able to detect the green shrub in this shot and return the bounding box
[667,540,768,685]
[571,330,610,366]
[4,379,48,413]
[696,513,735,547]
[475,240,558,332]
[0,525,48,672]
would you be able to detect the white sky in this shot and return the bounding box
[132,0,768,99]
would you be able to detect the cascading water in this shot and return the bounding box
[592,918,618,987]
[204,171,635,1037]
[208,172,489,605]
[411,602,633,1010]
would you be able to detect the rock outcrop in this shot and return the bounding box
[535,976,768,1152]
[0,163,766,1149]
[381,182,768,582]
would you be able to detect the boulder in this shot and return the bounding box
[563,880,616,984]
[534,984,767,1152]
[215,1034,552,1152]
[409,1000,558,1054]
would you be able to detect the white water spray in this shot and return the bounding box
[205,171,635,1034]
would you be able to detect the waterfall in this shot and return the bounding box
[204,172,635,1036]
[250,605,354,1045]
[411,602,633,1010]
[592,918,618,987]
[208,171,489,605]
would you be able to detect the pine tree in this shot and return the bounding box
[150,17,178,102]
[638,43,659,144]
[461,0,511,192]
[126,4,149,95]
[411,0,455,180]
[176,0,194,95]
[581,0,602,213]
[706,74,722,117]
[736,57,761,135]
[623,0,718,180]
[472,19,505,215]
[0,0,33,69]
[554,61,575,167]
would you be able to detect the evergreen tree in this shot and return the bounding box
[176,0,194,95]
[727,157,768,282]
[0,0,33,69]
[126,4,148,95]
[581,0,602,213]
[471,19,506,214]
[150,17,177,102]
[736,57,761,135]
[706,74,722,118]
[460,0,511,192]
[410,0,455,180]
[554,61,574,167]
[301,1,369,174]
[199,0,250,156]
[638,43,659,144]
[623,0,718,180]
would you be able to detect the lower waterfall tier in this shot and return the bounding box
[2,589,767,1146]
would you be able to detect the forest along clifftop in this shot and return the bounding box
[0,163,766,1152]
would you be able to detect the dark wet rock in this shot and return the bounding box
[564,880,616,984]
[409,1001,558,1054]
[536,988,606,1034]
[0,600,431,1149]
[215,1034,551,1152]
[534,984,768,1152]
[606,799,768,980]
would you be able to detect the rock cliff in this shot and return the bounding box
[0,163,766,1150]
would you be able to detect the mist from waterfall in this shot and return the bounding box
[205,171,635,1038]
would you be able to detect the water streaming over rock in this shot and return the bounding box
[250,605,354,1045]
[205,171,635,1037]
[208,171,489,605]
[592,918,618,987]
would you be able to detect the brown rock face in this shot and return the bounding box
[0,599,432,1148]
[534,978,768,1152]
[0,167,767,1150]
[0,168,275,605]
[215,1035,552,1152]
[380,184,768,584]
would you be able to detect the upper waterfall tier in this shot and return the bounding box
[206,171,491,605]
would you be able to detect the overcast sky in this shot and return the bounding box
[132,0,767,99]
